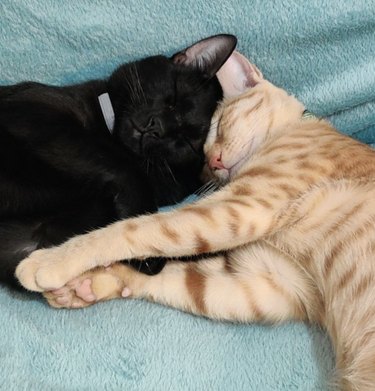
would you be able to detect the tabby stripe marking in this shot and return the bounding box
[253,197,273,209]
[263,275,306,320]
[232,184,253,197]
[324,217,374,278]
[352,274,373,299]
[243,97,264,118]
[239,280,263,320]
[325,203,364,238]
[223,199,253,209]
[238,166,281,179]
[226,206,241,236]
[160,222,181,243]
[277,183,299,197]
[182,206,216,225]
[185,267,206,314]
[194,232,211,254]
[334,264,357,294]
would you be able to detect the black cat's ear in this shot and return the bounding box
[172,34,237,78]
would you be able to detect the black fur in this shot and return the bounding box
[0,35,237,289]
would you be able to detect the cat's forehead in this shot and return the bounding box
[133,55,205,77]
[207,87,268,148]
[224,88,263,112]
[130,56,173,78]
[123,56,210,92]
[214,88,263,128]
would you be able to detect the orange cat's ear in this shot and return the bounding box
[216,51,263,98]
[171,34,237,78]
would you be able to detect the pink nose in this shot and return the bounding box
[209,154,225,170]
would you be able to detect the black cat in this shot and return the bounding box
[0,34,237,289]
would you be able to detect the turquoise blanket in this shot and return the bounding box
[1,1,374,390]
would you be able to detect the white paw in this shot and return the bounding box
[16,247,69,292]
[15,249,48,292]
[34,264,70,291]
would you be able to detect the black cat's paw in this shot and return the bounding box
[125,257,167,275]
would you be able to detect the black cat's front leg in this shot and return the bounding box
[106,176,168,275]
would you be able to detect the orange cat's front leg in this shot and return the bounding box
[17,177,294,293]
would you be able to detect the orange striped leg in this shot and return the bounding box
[44,243,311,323]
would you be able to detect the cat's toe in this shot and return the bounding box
[43,279,97,309]
[35,264,70,291]
[44,266,129,308]
[43,287,73,308]
[15,251,46,292]
[69,278,96,302]
[44,292,91,309]
[121,287,132,297]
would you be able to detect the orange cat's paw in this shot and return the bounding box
[43,267,131,309]
[16,249,53,292]
[16,245,97,292]
[43,277,97,309]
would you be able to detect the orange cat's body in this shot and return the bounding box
[17,53,375,390]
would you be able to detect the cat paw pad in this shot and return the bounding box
[43,277,97,309]
[43,266,130,309]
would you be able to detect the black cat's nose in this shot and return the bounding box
[147,116,156,129]
[131,115,165,138]
[145,116,165,138]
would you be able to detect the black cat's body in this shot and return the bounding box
[0,35,237,289]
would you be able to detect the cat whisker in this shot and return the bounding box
[202,183,218,198]
[124,68,142,107]
[195,180,213,195]
[210,118,221,127]
[163,159,179,185]
[130,64,147,106]
[123,78,135,105]
[195,180,218,198]
[133,65,147,105]
[130,67,142,106]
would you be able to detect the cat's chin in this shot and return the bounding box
[212,157,249,183]
[212,168,230,183]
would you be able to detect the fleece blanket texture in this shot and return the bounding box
[0,1,374,390]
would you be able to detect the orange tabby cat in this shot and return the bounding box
[17,52,375,390]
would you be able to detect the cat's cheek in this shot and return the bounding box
[142,138,166,155]
[165,142,194,165]
[119,135,142,155]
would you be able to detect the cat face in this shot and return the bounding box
[108,35,237,172]
[204,52,304,183]
[205,84,269,183]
